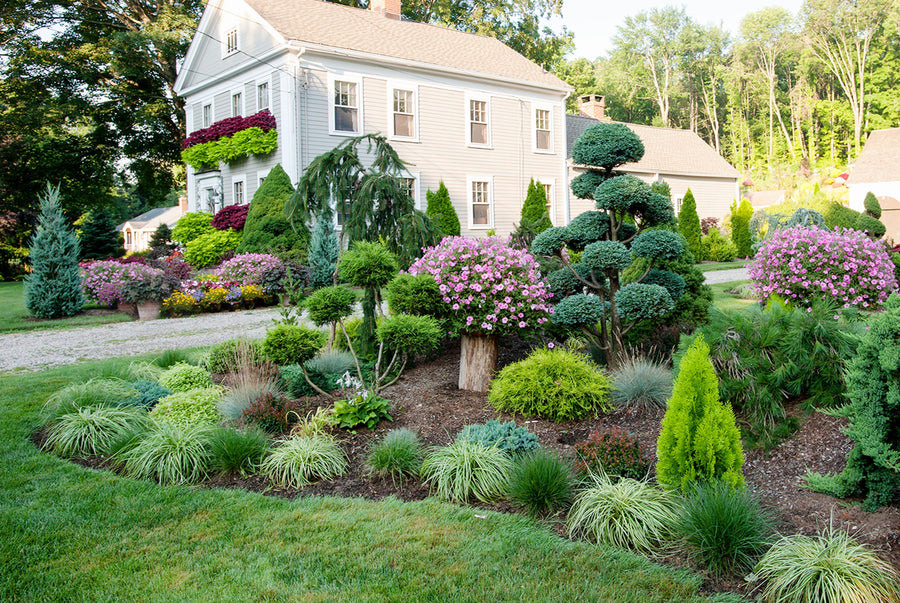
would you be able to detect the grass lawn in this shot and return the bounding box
[0,282,132,335]
[698,260,750,272]
[0,358,718,602]
[710,280,757,313]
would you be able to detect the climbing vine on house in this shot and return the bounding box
[181,110,278,170]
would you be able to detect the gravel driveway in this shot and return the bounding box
[701,267,749,284]
[0,307,289,374]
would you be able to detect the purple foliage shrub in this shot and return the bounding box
[700,217,719,236]
[212,204,249,231]
[408,236,552,335]
[182,110,276,149]
[749,226,897,308]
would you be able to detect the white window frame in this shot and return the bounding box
[467,175,494,230]
[256,81,269,112]
[231,90,243,117]
[537,177,555,226]
[328,73,363,136]
[398,172,421,211]
[201,101,213,128]
[465,93,491,148]
[223,27,239,58]
[387,82,418,142]
[232,174,246,206]
[532,103,554,154]
[674,196,683,214]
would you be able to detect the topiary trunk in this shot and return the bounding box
[459,333,498,392]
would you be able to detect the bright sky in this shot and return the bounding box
[555,0,805,60]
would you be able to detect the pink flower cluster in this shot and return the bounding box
[749,226,897,308]
[215,253,283,285]
[408,236,552,335]
[80,261,163,306]
[182,110,276,149]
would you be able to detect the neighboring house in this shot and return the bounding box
[747,190,786,210]
[119,199,187,253]
[847,127,900,242]
[567,95,741,221]
[173,0,572,237]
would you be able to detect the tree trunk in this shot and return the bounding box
[459,333,498,392]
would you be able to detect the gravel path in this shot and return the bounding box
[701,267,749,284]
[0,307,289,374]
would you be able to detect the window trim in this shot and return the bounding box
[256,170,268,190]
[532,103,554,154]
[201,101,213,128]
[467,175,494,230]
[223,27,239,58]
[387,82,419,142]
[465,93,492,148]
[232,174,246,206]
[328,73,364,136]
[398,172,421,211]
[231,90,243,118]
[256,81,269,112]
[536,178,556,226]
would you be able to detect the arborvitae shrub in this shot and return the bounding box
[730,199,754,258]
[864,191,882,219]
[25,185,85,318]
[656,335,745,492]
[425,181,460,237]
[307,218,338,289]
[520,179,552,234]
[700,228,738,262]
[79,210,123,260]
[806,295,900,510]
[244,164,293,229]
[678,189,702,259]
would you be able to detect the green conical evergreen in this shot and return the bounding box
[520,179,552,234]
[25,184,85,318]
[656,335,745,492]
[244,164,295,230]
[308,218,339,289]
[79,210,123,260]
[677,189,702,260]
[730,199,753,258]
[425,181,460,237]
[238,164,310,260]
[863,191,882,219]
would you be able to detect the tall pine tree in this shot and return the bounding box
[79,210,123,260]
[677,189,702,260]
[425,181,460,237]
[25,184,85,318]
[308,218,339,289]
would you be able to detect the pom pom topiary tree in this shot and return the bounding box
[656,335,745,492]
[806,295,900,510]
[530,122,683,370]
[677,189,701,259]
[425,181,460,237]
[409,236,552,391]
[25,184,85,318]
[338,240,399,358]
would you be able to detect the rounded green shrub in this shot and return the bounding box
[489,348,612,421]
[158,363,214,393]
[700,228,737,262]
[263,325,326,366]
[338,240,399,290]
[149,387,223,428]
[456,420,538,456]
[303,285,356,326]
[376,314,443,356]
[551,294,605,327]
[171,212,214,246]
[420,439,513,503]
[631,229,684,261]
[572,123,644,173]
[385,273,442,316]
[615,283,673,323]
[507,448,574,517]
[183,229,242,268]
[864,191,882,219]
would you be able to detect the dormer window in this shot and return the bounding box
[225,28,238,55]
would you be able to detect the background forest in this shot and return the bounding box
[1,0,898,253]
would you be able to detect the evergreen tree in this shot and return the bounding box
[520,179,553,233]
[863,191,882,219]
[239,164,310,260]
[656,335,745,492]
[425,181,460,237]
[730,199,753,258]
[677,189,702,260]
[25,184,85,318]
[79,210,123,260]
[308,218,339,289]
[148,223,174,255]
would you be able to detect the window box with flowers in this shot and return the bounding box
[181,110,278,170]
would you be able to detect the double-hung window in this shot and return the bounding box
[333,80,359,133]
[233,177,245,205]
[231,92,242,117]
[534,105,552,152]
[468,176,493,229]
[202,103,212,128]
[399,175,419,210]
[392,88,415,139]
[468,97,490,146]
[257,82,269,111]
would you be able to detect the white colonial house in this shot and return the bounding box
[847,127,900,243]
[567,95,741,220]
[119,198,187,253]
[173,0,572,237]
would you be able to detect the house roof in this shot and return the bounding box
[566,114,740,179]
[119,206,183,231]
[748,190,785,208]
[242,0,570,91]
[848,127,900,184]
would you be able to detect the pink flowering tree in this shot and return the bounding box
[408,236,553,391]
[749,226,897,309]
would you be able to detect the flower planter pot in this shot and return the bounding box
[136,301,161,321]
[118,302,138,319]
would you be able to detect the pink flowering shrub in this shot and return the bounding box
[408,236,552,335]
[749,226,897,308]
[81,260,129,306]
[215,253,283,285]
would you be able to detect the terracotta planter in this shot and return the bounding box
[118,302,138,319]
[136,301,161,321]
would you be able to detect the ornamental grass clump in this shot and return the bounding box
[610,357,673,411]
[260,435,347,488]
[507,448,575,517]
[43,378,139,418]
[207,425,270,476]
[365,428,425,482]
[119,421,215,485]
[44,405,148,458]
[753,526,900,603]
[749,226,896,309]
[420,439,514,503]
[488,348,612,421]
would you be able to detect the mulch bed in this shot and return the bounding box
[33,336,900,597]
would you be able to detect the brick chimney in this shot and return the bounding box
[178,195,188,214]
[370,0,401,20]
[578,94,606,120]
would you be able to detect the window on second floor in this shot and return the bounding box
[399,176,419,210]
[231,92,242,117]
[534,106,552,152]
[333,80,359,133]
[469,98,489,146]
[233,178,245,205]
[225,28,238,55]
[257,82,269,111]
[392,88,415,139]
[202,103,212,128]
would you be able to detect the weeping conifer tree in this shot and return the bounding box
[25,184,85,318]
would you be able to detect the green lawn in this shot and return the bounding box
[0,282,132,334]
[698,260,750,272]
[0,358,720,602]
[710,280,757,313]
